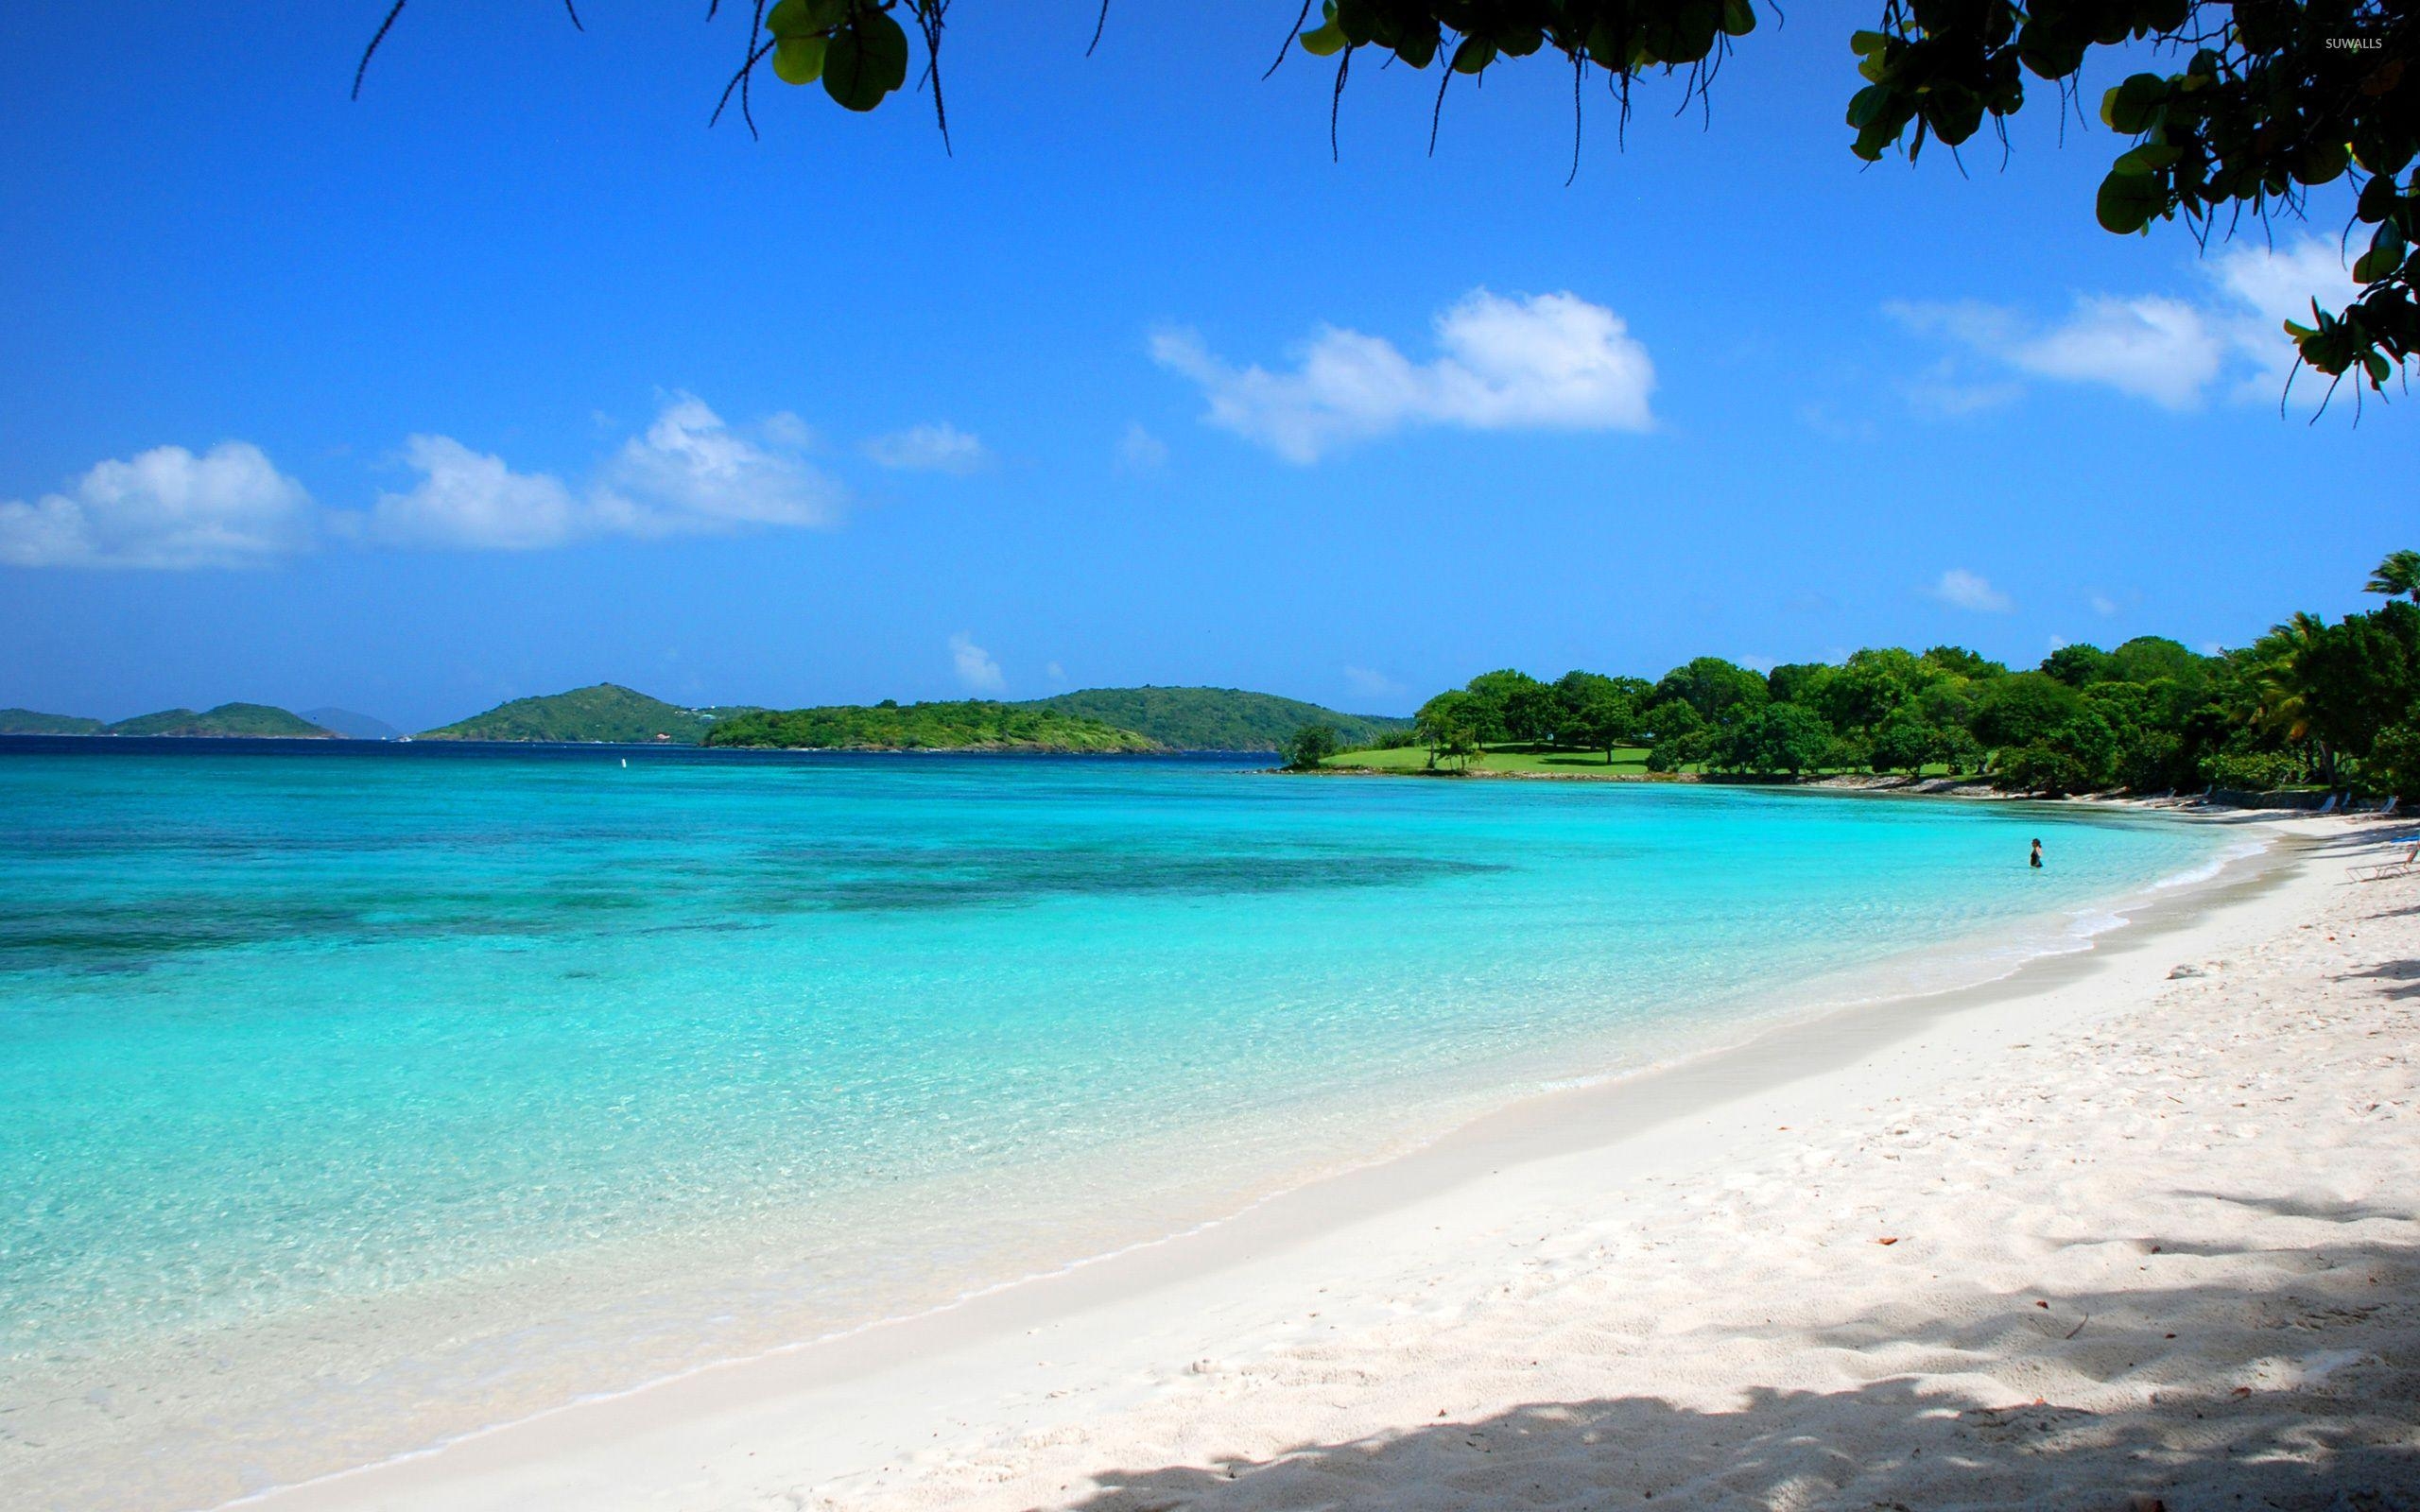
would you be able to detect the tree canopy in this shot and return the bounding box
[1355,549,2420,798]
[354,1,2418,404]
[704,699,1163,751]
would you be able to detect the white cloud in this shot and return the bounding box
[2207,238,2368,397]
[357,396,840,552]
[950,632,1004,693]
[10,396,852,568]
[1888,238,2375,411]
[365,436,580,550]
[1738,655,1779,673]
[1046,661,1067,681]
[2090,593,2120,616]
[864,422,988,475]
[361,396,846,552]
[1153,288,1655,463]
[2014,296,2223,409]
[1117,422,1169,472]
[0,441,313,569]
[600,394,843,534]
[1903,356,2023,418]
[1928,568,2014,613]
[1341,665,1403,699]
[761,411,817,448]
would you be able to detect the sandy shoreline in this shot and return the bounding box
[218,809,2420,1512]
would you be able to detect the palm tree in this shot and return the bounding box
[2367,549,2420,603]
[2249,611,2333,785]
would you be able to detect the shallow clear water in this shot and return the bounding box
[0,740,2234,1506]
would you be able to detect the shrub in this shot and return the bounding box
[2198,749,2311,791]
[2115,728,2190,792]
[1973,671,2083,747]
[1280,724,1340,772]
[2048,710,2120,789]
[2366,722,2420,799]
[1994,745,2094,796]
[1646,729,1715,773]
[1868,709,1943,774]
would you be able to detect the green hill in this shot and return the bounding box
[302,707,404,741]
[1019,686,1409,752]
[703,700,1161,752]
[106,703,335,738]
[420,684,761,744]
[0,708,107,735]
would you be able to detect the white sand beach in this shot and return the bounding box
[243,812,2420,1512]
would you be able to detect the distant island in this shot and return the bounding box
[0,682,1403,751]
[408,682,1400,751]
[419,684,762,746]
[702,700,1160,752]
[1,703,336,739]
[0,708,108,736]
[1023,687,1407,752]
[302,708,405,741]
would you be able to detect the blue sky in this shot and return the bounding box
[0,5,2408,730]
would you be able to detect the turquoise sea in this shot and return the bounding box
[0,741,2244,1508]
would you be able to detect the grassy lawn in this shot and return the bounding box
[1323,744,1984,782]
[1324,742,1652,776]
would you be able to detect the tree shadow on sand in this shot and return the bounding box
[2335,959,2420,1001]
[1062,1234,2420,1512]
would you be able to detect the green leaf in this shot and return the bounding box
[1392,26,1438,68]
[2290,139,2351,186]
[2363,350,2394,386]
[822,9,909,112]
[2357,174,2406,222]
[1928,89,1983,146]
[1720,0,1756,37]
[2354,245,2403,283]
[2015,25,2085,81]
[2110,143,2180,176]
[2283,319,2317,339]
[1851,99,1912,162]
[1846,84,1893,129]
[2101,74,2166,134]
[1849,28,1890,57]
[1299,19,1348,56]
[1497,26,1546,58]
[767,0,845,38]
[1451,35,1495,74]
[1662,3,1718,62]
[2096,168,2167,233]
[771,33,825,84]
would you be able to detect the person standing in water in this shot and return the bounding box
[2030,838,2044,869]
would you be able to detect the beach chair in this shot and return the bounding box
[2355,836,2420,882]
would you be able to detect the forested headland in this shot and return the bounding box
[1300,552,2420,801]
[701,700,1161,752]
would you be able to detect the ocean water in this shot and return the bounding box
[0,741,2241,1507]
